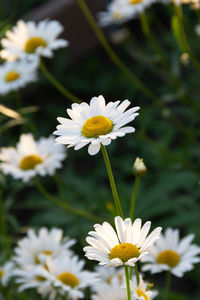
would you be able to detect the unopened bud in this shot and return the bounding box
[132,157,147,176]
[180,52,189,66]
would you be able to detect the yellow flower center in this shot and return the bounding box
[35,275,46,282]
[136,289,149,300]
[157,250,180,267]
[34,251,53,264]
[57,272,79,288]
[0,269,4,277]
[129,0,142,4]
[4,71,20,82]
[20,155,43,170]
[113,11,122,20]
[25,36,47,53]
[82,116,113,138]
[109,243,140,263]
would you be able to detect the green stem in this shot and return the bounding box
[39,58,81,104]
[77,0,160,105]
[175,5,200,75]
[125,266,131,300]
[130,176,141,221]
[134,263,140,285]
[0,284,14,300]
[34,177,101,222]
[0,190,11,257]
[164,271,171,300]
[101,145,123,218]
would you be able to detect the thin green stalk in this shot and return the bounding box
[125,266,131,300]
[0,190,11,257]
[134,263,140,285]
[39,58,81,104]
[130,176,141,221]
[101,145,123,218]
[164,271,171,300]
[175,5,200,75]
[77,0,160,105]
[34,177,101,222]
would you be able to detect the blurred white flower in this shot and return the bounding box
[0,261,15,286]
[15,254,98,300]
[0,57,38,95]
[54,95,139,155]
[84,216,162,267]
[130,275,158,300]
[0,134,66,182]
[98,0,157,26]
[142,228,200,277]
[1,19,68,61]
[13,227,75,271]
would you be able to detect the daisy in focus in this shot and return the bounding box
[0,134,66,182]
[15,254,98,300]
[130,275,158,300]
[98,0,157,26]
[84,216,162,267]
[0,261,15,286]
[13,227,74,270]
[0,58,37,95]
[0,19,68,61]
[142,228,200,277]
[54,95,140,155]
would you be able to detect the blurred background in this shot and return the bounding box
[0,0,200,299]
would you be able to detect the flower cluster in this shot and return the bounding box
[0,19,68,95]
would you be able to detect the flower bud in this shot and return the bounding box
[132,157,147,176]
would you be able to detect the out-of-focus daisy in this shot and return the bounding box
[16,254,98,300]
[0,58,37,95]
[0,261,15,286]
[142,228,200,277]
[98,0,133,27]
[93,266,124,292]
[98,0,157,26]
[0,134,66,182]
[130,276,158,300]
[92,270,127,300]
[54,95,140,155]
[13,227,75,270]
[84,216,162,267]
[1,20,68,61]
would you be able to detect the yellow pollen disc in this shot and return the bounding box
[35,275,46,282]
[4,71,20,82]
[136,288,150,300]
[25,36,47,53]
[109,243,140,263]
[157,250,180,267]
[129,0,142,4]
[82,116,113,138]
[0,269,4,277]
[113,11,122,20]
[20,155,43,170]
[57,272,79,288]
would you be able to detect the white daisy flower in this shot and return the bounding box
[1,19,68,61]
[0,57,38,95]
[54,95,140,156]
[0,133,66,182]
[98,0,134,27]
[142,228,200,277]
[98,0,157,26]
[84,216,162,267]
[0,261,15,286]
[130,276,158,300]
[93,266,124,292]
[92,269,127,300]
[13,227,75,270]
[19,254,99,300]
